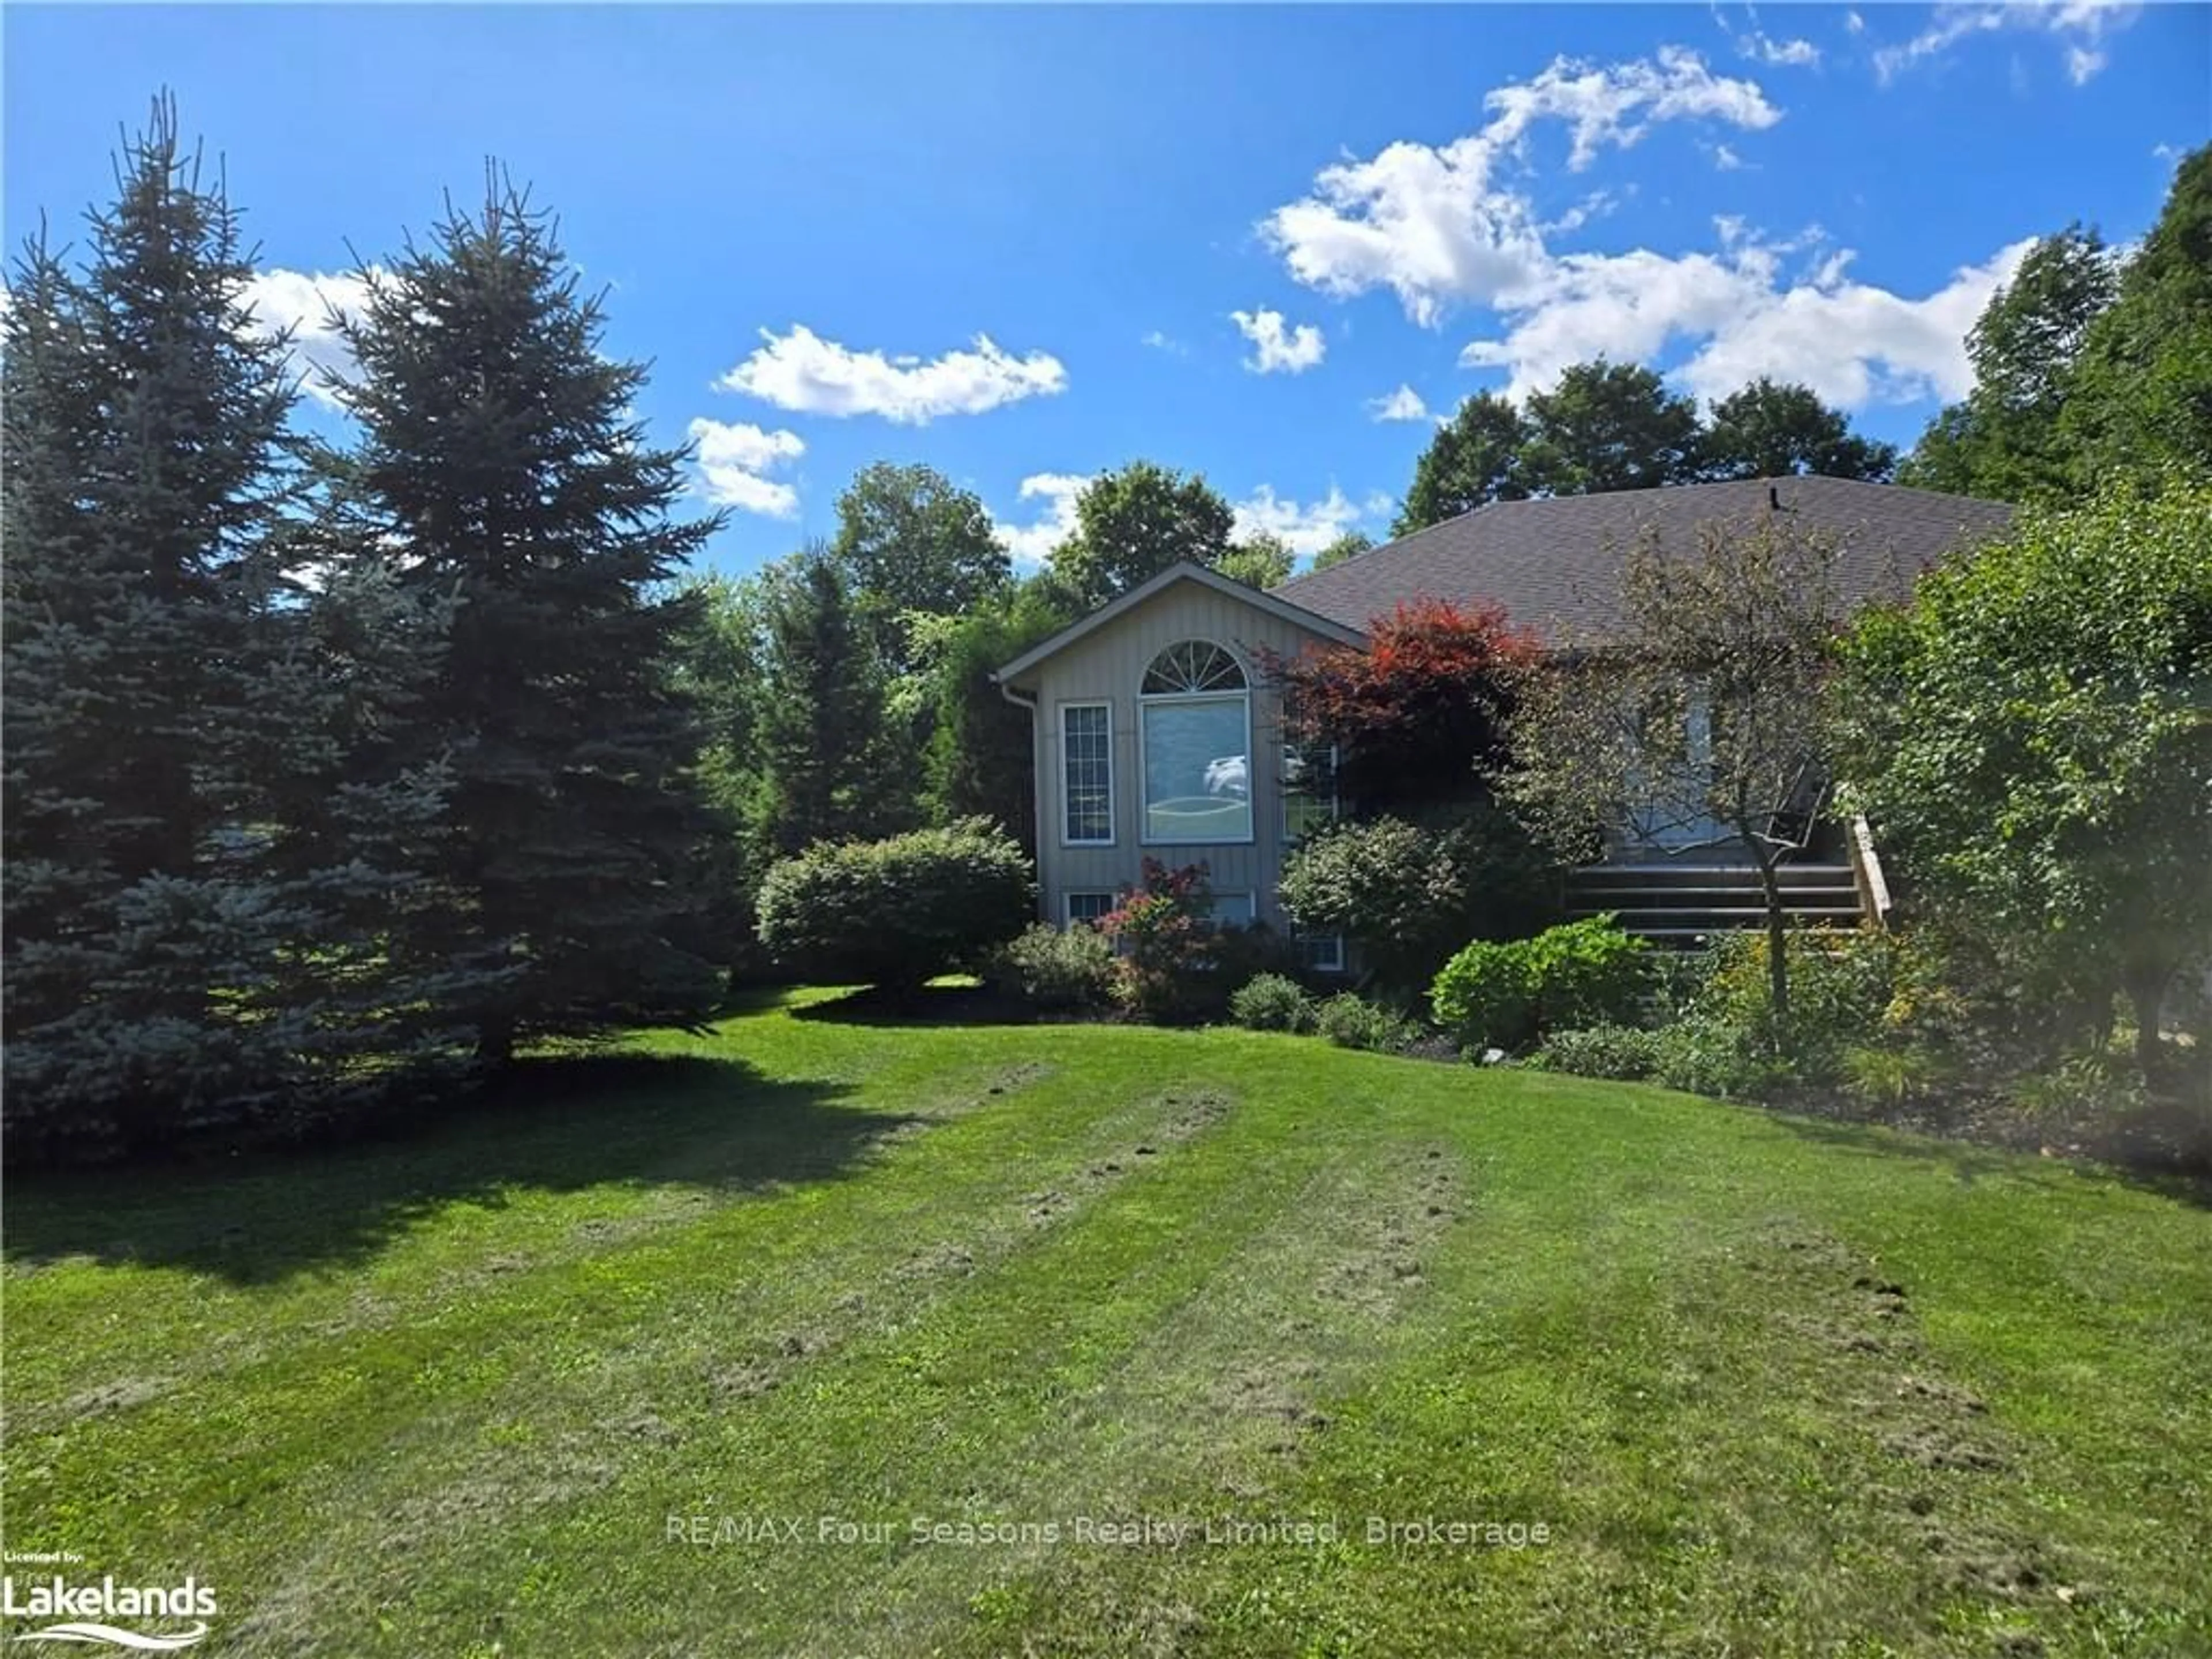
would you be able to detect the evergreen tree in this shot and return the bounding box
[4,98,474,1155]
[662,572,775,972]
[3,101,300,1152]
[752,548,905,859]
[923,580,1078,851]
[324,172,725,1065]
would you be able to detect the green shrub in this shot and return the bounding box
[1314,992,1423,1054]
[755,818,1033,988]
[1229,973,1314,1033]
[994,922,1116,1012]
[2008,1048,2154,1121]
[1426,937,1529,1051]
[1688,926,1896,1082]
[1278,807,1558,994]
[1839,1043,1951,1109]
[1649,1015,1796,1100]
[1207,921,1305,999]
[1531,1024,1664,1082]
[1429,914,1649,1051]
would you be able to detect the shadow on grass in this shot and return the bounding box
[2,1052,917,1285]
[791,982,1043,1028]
[1761,1108,2212,1212]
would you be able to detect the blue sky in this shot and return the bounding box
[6,5,2205,577]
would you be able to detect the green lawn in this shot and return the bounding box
[6,990,2209,1657]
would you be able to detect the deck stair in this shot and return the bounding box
[1567,862,1865,945]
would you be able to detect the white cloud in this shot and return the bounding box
[2064,44,2106,82]
[1232,484,1375,557]
[1262,47,1780,327]
[1367,384,1431,422]
[686,417,805,518]
[238,268,378,407]
[717,324,1067,424]
[1846,10,1866,33]
[1872,2,2138,86]
[1483,45,1782,169]
[1747,34,1821,66]
[1264,46,2034,416]
[1264,133,1550,327]
[1539,188,1623,236]
[993,472,1090,567]
[1141,329,1189,356]
[1459,229,2036,407]
[1230,307,1327,374]
[1713,7,1824,67]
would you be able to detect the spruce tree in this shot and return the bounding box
[5,97,477,1156]
[2,100,302,1152]
[751,548,905,860]
[324,172,725,1065]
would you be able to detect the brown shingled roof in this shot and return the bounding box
[1271,475,2016,645]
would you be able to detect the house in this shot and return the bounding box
[993,475,2016,947]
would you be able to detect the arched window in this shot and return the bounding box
[1139,640,1252,844]
[1142,641,1246,695]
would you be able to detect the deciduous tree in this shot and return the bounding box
[1834,482,2212,1071]
[828,461,1011,674]
[921,580,1078,850]
[1311,530,1374,571]
[2063,149,2212,493]
[1215,532,1295,590]
[1264,597,1540,816]
[1700,378,1896,482]
[1393,392,1529,535]
[1522,361,1703,496]
[1899,227,2119,502]
[1050,461,1234,607]
[1502,516,1850,1027]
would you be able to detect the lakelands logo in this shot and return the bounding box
[2,1575,218,1650]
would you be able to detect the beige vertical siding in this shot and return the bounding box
[1005,580,1344,929]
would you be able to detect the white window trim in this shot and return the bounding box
[1200,890,1257,927]
[1059,700,1115,848]
[1137,687,1256,848]
[1063,890,1116,927]
[1296,930,1347,973]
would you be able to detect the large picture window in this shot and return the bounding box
[1140,642,1252,844]
[1062,703,1112,845]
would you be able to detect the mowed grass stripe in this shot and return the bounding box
[6,1002,2209,1657]
[9,1029,1137,1604]
[774,1138,1469,1654]
[164,1053,1294,1651]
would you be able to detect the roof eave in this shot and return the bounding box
[991,560,1368,686]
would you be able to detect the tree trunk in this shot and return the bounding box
[1752,847,1790,1043]
[2122,959,2170,1077]
[475,1013,517,1070]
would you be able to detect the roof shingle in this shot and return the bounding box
[1272,476,2016,645]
